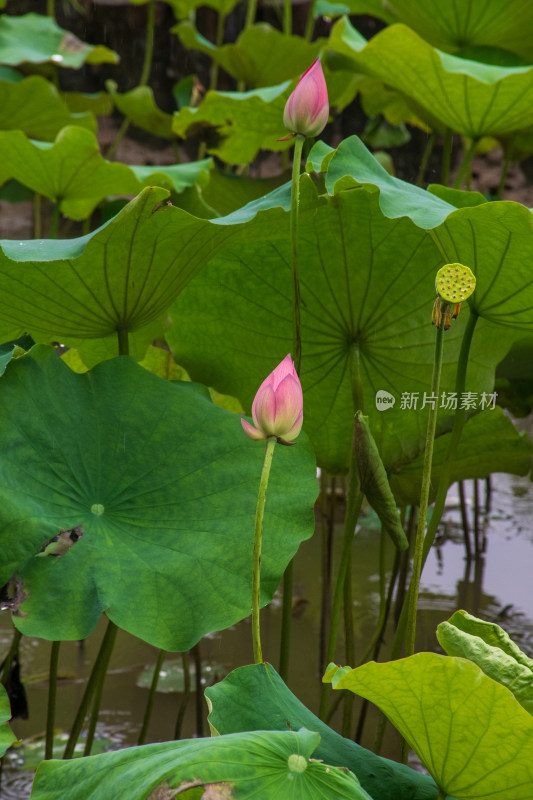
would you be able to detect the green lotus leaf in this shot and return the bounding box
[0,127,138,220]
[173,81,293,164]
[0,685,17,758]
[0,345,317,648]
[173,22,324,87]
[308,135,457,228]
[30,728,369,800]
[206,662,444,800]
[109,84,174,139]
[0,187,223,350]
[384,0,533,62]
[390,407,533,505]
[437,610,533,715]
[313,0,394,22]
[199,167,288,217]
[0,13,118,68]
[0,75,95,141]
[330,653,533,800]
[129,158,212,194]
[167,178,515,473]
[329,20,533,138]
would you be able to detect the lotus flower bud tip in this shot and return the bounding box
[283,58,329,138]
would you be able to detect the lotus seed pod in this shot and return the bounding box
[435,263,476,304]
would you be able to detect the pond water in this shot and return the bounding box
[1,416,532,798]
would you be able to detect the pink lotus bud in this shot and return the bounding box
[241,354,303,444]
[283,58,329,138]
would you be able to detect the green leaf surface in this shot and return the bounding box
[331,653,533,800]
[171,0,240,20]
[384,0,533,62]
[0,346,317,648]
[390,407,533,505]
[167,179,514,473]
[0,685,17,758]
[0,75,96,140]
[62,91,114,115]
[329,20,533,137]
[308,135,456,228]
[30,728,368,800]
[437,610,533,715]
[206,662,442,800]
[0,187,218,348]
[173,81,293,164]
[0,13,118,68]
[109,84,174,139]
[173,23,323,87]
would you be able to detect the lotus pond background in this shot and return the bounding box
[1,1,533,799]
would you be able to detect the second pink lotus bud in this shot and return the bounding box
[241,354,303,445]
[283,58,329,138]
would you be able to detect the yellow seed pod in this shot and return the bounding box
[435,263,476,304]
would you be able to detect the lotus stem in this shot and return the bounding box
[64,619,118,759]
[453,137,478,189]
[283,0,292,35]
[404,321,445,659]
[192,643,203,736]
[290,133,305,374]
[49,203,60,239]
[416,132,435,187]
[33,193,42,239]
[45,641,61,759]
[252,437,277,663]
[174,650,191,739]
[441,128,452,186]
[117,327,129,357]
[83,620,118,756]
[138,649,166,745]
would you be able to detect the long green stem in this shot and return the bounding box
[117,327,129,357]
[319,435,363,719]
[49,202,60,239]
[252,437,277,663]
[33,193,42,239]
[139,0,156,88]
[319,473,335,675]
[290,134,305,374]
[453,138,478,189]
[404,321,445,658]
[45,641,61,760]
[138,649,166,745]
[83,621,118,756]
[303,0,316,41]
[243,0,258,33]
[392,310,478,657]
[283,0,292,35]
[192,643,203,737]
[416,132,436,187]
[278,559,293,681]
[341,549,354,737]
[174,651,191,739]
[441,128,453,186]
[64,622,116,758]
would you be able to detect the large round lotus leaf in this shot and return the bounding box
[30,728,370,800]
[167,179,517,473]
[0,127,212,220]
[108,85,174,139]
[329,654,533,800]
[385,0,533,62]
[0,75,95,140]
[0,346,317,649]
[0,187,221,349]
[329,20,533,138]
[0,13,118,68]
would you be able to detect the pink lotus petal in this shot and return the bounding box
[241,418,267,441]
[270,373,303,435]
[283,59,329,138]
